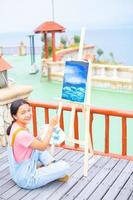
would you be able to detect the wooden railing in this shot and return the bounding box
[0,46,42,55]
[56,45,95,61]
[30,101,133,161]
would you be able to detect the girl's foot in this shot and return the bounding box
[57,175,69,182]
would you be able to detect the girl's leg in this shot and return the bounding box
[15,151,70,189]
[34,160,70,189]
[38,150,55,166]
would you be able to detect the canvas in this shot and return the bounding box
[61,60,89,103]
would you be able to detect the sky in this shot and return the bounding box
[0,0,133,33]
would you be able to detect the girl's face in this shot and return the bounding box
[14,104,32,127]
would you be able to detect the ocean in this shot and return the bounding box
[0,28,133,66]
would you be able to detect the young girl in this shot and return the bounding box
[7,99,70,189]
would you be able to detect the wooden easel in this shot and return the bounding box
[57,59,93,176]
[55,27,93,176]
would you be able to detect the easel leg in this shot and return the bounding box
[82,106,93,154]
[83,106,93,176]
[68,104,76,145]
[57,100,63,124]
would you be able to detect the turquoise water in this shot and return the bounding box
[5,55,133,156]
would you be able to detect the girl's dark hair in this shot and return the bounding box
[7,99,30,135]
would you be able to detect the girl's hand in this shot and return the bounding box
[30,116,58,151]
[49,116,58,129]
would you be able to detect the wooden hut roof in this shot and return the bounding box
[34,21,65,33]
[0,56,12,72]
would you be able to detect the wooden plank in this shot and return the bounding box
[0,147,6,154]
[0,180,15,196]
[0,148,9,180]
[61,150,81,161]
[54,148,70,160]
[0,174,11,187]
[56,148,84,162]
[87,159,129,200]
[48,146,62,156]
[1,184,21,199]
[62,157,117,200]
[20,187,42,200]
[102,161,133,200]
[62,150,84,164]
[46,155,102,200]
[0,151,8,160]
[8,189,31,200]
[0,197,5,200]
[115,172,133,200]
[0,162,9,172]
[128,192,133,200]
[61,156,109,200]
[0,150,7,159]
[0,166,9,179]
[70,151,84,163]
[0,155,8,165]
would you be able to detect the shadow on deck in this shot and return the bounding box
[0,146,133,200]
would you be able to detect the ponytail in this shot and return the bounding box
[7,120,15,136]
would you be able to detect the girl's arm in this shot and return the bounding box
[30,116,58,151]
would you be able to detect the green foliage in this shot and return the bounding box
[95,48,119,64]
[41,35,52,58]
[109,52,115,63]
[60,35,68,48]
[73,35,80,44]
[97,48,104,59]
[48,36,52,57]
[41,45,45,58]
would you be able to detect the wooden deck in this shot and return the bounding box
[0,146,133,200]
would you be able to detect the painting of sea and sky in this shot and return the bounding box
[61,60,89,103]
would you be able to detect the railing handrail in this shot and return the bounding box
[30,101,133,161]
[30,101,133,118]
